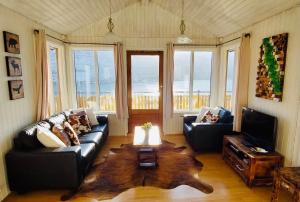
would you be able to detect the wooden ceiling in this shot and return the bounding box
[0,0,299,36]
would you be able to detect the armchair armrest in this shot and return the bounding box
[183,114,197,125]
[96,115,108,125]
[6,146,82,191]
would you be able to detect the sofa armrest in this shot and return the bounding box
[183,114,197,125]
[5,146,82,191]
[96,115,108,125]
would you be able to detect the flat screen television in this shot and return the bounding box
[241,107,277,152]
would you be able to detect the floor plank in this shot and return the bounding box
[4,135,292,202]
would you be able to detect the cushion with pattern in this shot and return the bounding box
[201,110,220,123]
[52,124,71,146]
[68,111,91,135]
[64,121,80,145]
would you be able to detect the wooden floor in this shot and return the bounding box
[4,135,292,202]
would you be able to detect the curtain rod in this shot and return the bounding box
[174,33,251,47]
[174,43,217,47]
[34,29,250,47]
[34,29,116,46]
[217,33,251,46]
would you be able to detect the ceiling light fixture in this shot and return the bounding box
[176,0,192,44]
[104,0,121,43]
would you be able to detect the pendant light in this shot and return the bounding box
[176,0,192,44]
[104,0,121,43]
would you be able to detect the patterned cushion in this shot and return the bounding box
[68,111,91,135]
[64,121,80,145]
[52,124,71,146]
[201,111,220,123]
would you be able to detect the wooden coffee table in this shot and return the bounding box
[133,126,161,168]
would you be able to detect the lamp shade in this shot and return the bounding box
[176,33,192,44]
[103,31,122,43]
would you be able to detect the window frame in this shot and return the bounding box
[70,45,116,113]
[46,41,63,113]
[224,49,236,111]
[218,41,240,114]
[173,47,216,113]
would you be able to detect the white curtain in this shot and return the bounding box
[34,29,49,121]
[233,34,251,131]
[165,43,174,119]
[114,43,128,120]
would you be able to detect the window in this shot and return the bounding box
[73,48,115,112]
[173,50,213,111]
[224,50,236,111]
[48,46,61,112]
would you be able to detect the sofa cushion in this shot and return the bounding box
[63,122,80,145]
[46,113,67,127]
[90,124,107,133]
[52,124,72,146]
[218,108,232,123]
[37,127,66,148]
[68,111,91,135]
[201,111,220,123]
[78,132,103,146]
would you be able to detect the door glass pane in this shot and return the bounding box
[131,55,159,109]
[74,50,98,109]
[173,51,191,111]
[49,47,61,112]
[225,50,236,111]
[97,50,116,112]
[193,51,212,110]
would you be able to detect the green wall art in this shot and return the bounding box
[256,33,288,102]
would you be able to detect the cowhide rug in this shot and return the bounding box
[62,140,213,201]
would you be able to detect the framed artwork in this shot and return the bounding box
[6,56,22,77]
[3,31,20,54]
[8,80,24,100]
[255,33,288,102]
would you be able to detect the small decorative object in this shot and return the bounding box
[8,80,24,100]
[3,31,20,54]
[141,122,152,130]
[6,56,22,76]
[256,33,288,102]
[141,122,152,145]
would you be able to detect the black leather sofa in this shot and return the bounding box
[183,107,233,152]
[5,111,109,193]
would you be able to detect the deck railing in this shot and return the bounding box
[74,91,232,112]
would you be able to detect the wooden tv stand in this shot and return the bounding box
[223,135,283,187]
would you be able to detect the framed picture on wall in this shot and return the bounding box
[8,80,24,100]
[255,33,288,102]
[3,31,20,54]
[6,56,22,77]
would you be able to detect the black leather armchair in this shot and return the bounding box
[5,111,109,193]
[183,107,233,152]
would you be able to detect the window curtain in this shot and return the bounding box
[34,29,49,121]
[233,34,251,131]
[114,43,128,120]
[165,43,174,119]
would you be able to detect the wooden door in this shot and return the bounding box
[127,51,163,134]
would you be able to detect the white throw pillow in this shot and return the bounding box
[210,106,220,116]
[85,108,98,126]
[195,107,210,123]
[37,127,66,148]
[72,108,98,126]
